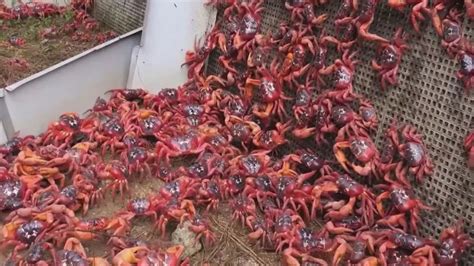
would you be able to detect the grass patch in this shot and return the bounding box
[0,11,113,87]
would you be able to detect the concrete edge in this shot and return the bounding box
[3,27,143,92]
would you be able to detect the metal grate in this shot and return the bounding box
[207,0,474,263]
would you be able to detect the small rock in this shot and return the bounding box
[171,221,202,258]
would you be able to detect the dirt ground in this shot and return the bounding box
[0,11,112,88]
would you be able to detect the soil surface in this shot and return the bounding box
[0,11,112,88]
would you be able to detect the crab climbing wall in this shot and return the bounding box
[206,0,474,263]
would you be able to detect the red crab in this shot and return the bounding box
[285,149,333,176]
[144,87,184,111]
[371,28,408,90]
[436,9,463,58]
[285,1,328,24]
[357,99,378,132]
[293,95,335,144]
[72,166,105,207]
[30,184,92,214]
[233,0,266,60]
[187,214,217,246]
[7,241,58,265]
[123,109,169,138]
[183,32,216,79]
[456,49,473,93]
[5,58,29,72]
[219,91,250,119]
[69,217,125,240]
[272,209,306,248]
[308,33,333,86]
[292,81,315,127]
[106,88,148,108]
[334,133,381,180]
[334,104,375,139]
[83,97,113,118]
[94,117,127,154]
[174,101,220,127]
[1,205,76,255]
[228,150,272,177]
[332,231,378,265]
[324,18,359,52]
[36,145,80,175]
[196,179,222,211]
[376,184,433,234]
[352,0,389,43]
[435,221,473,265]
[281,44,314,86]
[245,63,293,120]
[120,146,156,178]
[14,148,67,188]
[155,126,213,163]
[113,245,188,266]
[0,133,35,162]
[0,172,27,212]
[323,215,367,235]
[321,50,358,102]
[376,230,437,265]
[243,175,276,209]
[221,174,246,198]
[230,194,257,227]
[318,173,377,226]
[225,115,261,150]
[273,171,315,221]
[8,36,26,47]
[96,160,130,198]
[182,152,224,179]
[247,45,271,69]
[39,112,96,148]
[276,23,315,55]
[118,197,158,222]
[215,21,240,70]
[394,124,434,185]
[246,215,274,248]
[388,0,429,33]
[464,130,474,168]
[157,177,200,201]
[56,237,109,266]
[253,121,291,151]
[280,226,337,265]
[1,218,58,257]
[154,198,196,237]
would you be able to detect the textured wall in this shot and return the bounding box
[93,0,147,34]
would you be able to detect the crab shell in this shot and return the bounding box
[349,137,377,163]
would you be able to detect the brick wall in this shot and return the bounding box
[93,0,147,34]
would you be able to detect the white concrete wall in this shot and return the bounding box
[128,0,216,92]
[3,0,70,8]
[2,30,141,139]
[0,90,8,144]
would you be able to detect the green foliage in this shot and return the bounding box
[63,9,75,23]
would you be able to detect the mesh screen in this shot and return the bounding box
[206,0,474,263]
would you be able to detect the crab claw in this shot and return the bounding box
[164,245,186,264]
[64,237,87,257]
[332,241,349,266]
[333,142,351,173]
[112,246,150,265]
